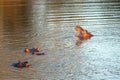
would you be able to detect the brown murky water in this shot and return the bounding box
[0,0,120,80]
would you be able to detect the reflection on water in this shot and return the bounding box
[1,0,120,80]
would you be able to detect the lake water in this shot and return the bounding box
[0,0,120,80]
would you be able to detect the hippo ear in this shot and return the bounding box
[36,48,40,52]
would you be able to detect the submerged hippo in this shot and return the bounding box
[75,25,93,40]
[75,25,93,45]
[12,61,31,68]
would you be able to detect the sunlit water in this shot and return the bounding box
[0,0,120,80]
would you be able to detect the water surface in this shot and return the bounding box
[0,0,120,80]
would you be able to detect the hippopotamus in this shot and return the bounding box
[24,48,40,55]
[75,25,93,40]
[12,61,31,68]
[75,25,93,45]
